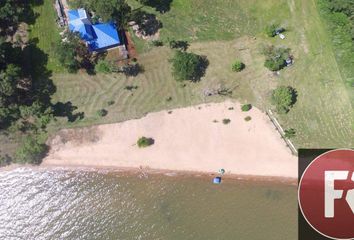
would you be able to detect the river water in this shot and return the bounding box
[0,168,297,240]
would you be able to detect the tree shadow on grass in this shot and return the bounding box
[22,38,86,123]
[289,86,298,106]
[53,101,85,122]
[141,0,174,13]
[132,10,163,36]
[193,55,209,82]
[21,38,56,106]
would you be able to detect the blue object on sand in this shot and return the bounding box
[213,177,222,184]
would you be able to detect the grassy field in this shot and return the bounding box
[29,0,66,72]
[128,0,291,41]
[30,0,353,149]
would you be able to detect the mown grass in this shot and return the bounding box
[19,0,350,149]
[49,39,258,130]
[273,0,353,147]
[128,0,291,42]
[29,0,66,73]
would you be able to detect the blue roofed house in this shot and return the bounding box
[67,8,122,52]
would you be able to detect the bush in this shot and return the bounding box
[124,85,138,91]
[264,58,286,71]
[244,116,252,121]
[169,40,189,51]
[97,109,108,117]
[232,60,245,72]
[107,100,115,106]
[15,136,47,164]
[0,155,12,167]
[261,45,290,71]
[170,51,208,81]
[151,40,163,46]
[284,128,296,139]
[55,31,92,73]
[265,24,277,37]
[241,104,252,112]
[271,86,297,113]
[122,63,144,76]
[222,119,231,124]
[137,136,154,148]
[95,59,113,73]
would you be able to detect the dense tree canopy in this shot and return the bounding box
[327,0,354,17]
[0,0,57,164]
[74,0,132,27]
[170,51,208,81]
[271,86,297,114]
[262,45,290,71]
[55,32,93,73]
[15,135,48,164]
[0,0,24,33]
[319,0,354,88]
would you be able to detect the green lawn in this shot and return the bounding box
[33,0,353,148]
[128,0,291,42]
[29,0,66,73]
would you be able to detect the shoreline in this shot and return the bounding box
[1,163,297,185]
[42,100,297,180]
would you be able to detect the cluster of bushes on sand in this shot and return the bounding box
[137,137,155,148]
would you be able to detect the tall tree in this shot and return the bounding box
[0,0,24,34]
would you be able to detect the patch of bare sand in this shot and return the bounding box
[43,101,297,178]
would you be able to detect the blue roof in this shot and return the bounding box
[89,22,120,51]
[67,9,87,21]
[67,9,121,51]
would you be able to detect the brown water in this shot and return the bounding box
[0,167,297,239]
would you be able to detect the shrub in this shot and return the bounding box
[264,58,286,71]
[95,59,113,73]
[151,40,163,46]
[0,155,12,167]
[261,45,290,71]
[170,51,208,81]
[169,40,189,51]
[244,116,252,121]
[137,136,154,148]
[271,86,297,113]
[122,63,144,76]
[284,128,296,139]
[107,100,115,106]
[97,109,108,117]
[241,104,252,112]
[124,85,138,91]
[265,24,277,37]
[55,31,92,73]
[222,119,231,124]
[15,136,48,164]
[232,60,245,72]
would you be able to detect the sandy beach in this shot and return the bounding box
[43,101,298,178]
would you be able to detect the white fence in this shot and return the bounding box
[266,109,298,155]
